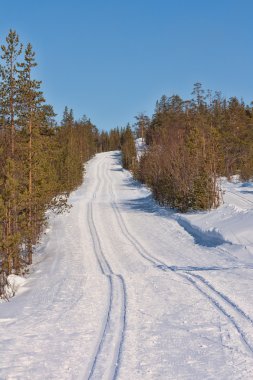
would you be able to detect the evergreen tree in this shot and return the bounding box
[0,30,100,297]
[0,29,22,155]
[121,125,136,170]
[17,42,45,264]
[0,30,23,275]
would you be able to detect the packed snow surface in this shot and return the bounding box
[1,152,253,379]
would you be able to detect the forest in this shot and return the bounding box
[0,30,103,294]
[121,83,253,212]
[1,29,253,297]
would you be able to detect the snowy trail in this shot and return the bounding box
[1,152,253,379]
[85,157,126,380]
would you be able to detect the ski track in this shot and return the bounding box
[105,161,167,270]
[226,190,253,206]
[183,273,253,354]
[85,157,127,380]
[104,156,253,361]
[1,151,253,379]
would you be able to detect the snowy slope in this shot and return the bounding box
[1,152,253,379]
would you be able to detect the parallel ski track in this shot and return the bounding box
[184,272,253,353]
[85,157,127,380]
[226,190,253,206]
[106,155,253,356]
[105,161,166,269]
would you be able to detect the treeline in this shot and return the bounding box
[98,128,121,152]
[122,83,253,212]
[0,30,98,296]
[98,125,137,169]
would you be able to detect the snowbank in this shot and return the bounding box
[2,274,26,300]
[176,178,253,256]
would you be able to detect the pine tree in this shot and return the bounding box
[121,125,136,170]
[0,29,22,155]
[0,30,23,274]
[17,42,45,264]
[0,30,100,298]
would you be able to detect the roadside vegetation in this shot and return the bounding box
[1,29,253,298]
[0,30,101,296]
[122,83,253,212]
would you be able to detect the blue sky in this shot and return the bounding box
[1,0,253,130]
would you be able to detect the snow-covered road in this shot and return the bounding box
[1,152,253,379]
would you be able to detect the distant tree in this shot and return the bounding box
[121,124,136,170]
[134,113,150,141]
[191,82,205,109]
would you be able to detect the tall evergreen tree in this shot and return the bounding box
[0,30,23,274]
[121,125,136,170]
[0,29,22,155]
[17,42,45,264]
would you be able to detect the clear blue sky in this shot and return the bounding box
[1,0,253,130]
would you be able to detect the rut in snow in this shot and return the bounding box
[85,158,126,380]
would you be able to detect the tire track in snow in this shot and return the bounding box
[85,156,127,380]
[106,153,253,357]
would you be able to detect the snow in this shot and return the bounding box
[1,275,27,300]
[1,152,253,379]
[135,137,146,160]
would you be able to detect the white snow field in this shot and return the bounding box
[1,152,253,379]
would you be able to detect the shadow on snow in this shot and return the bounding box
[110,151,229,249]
